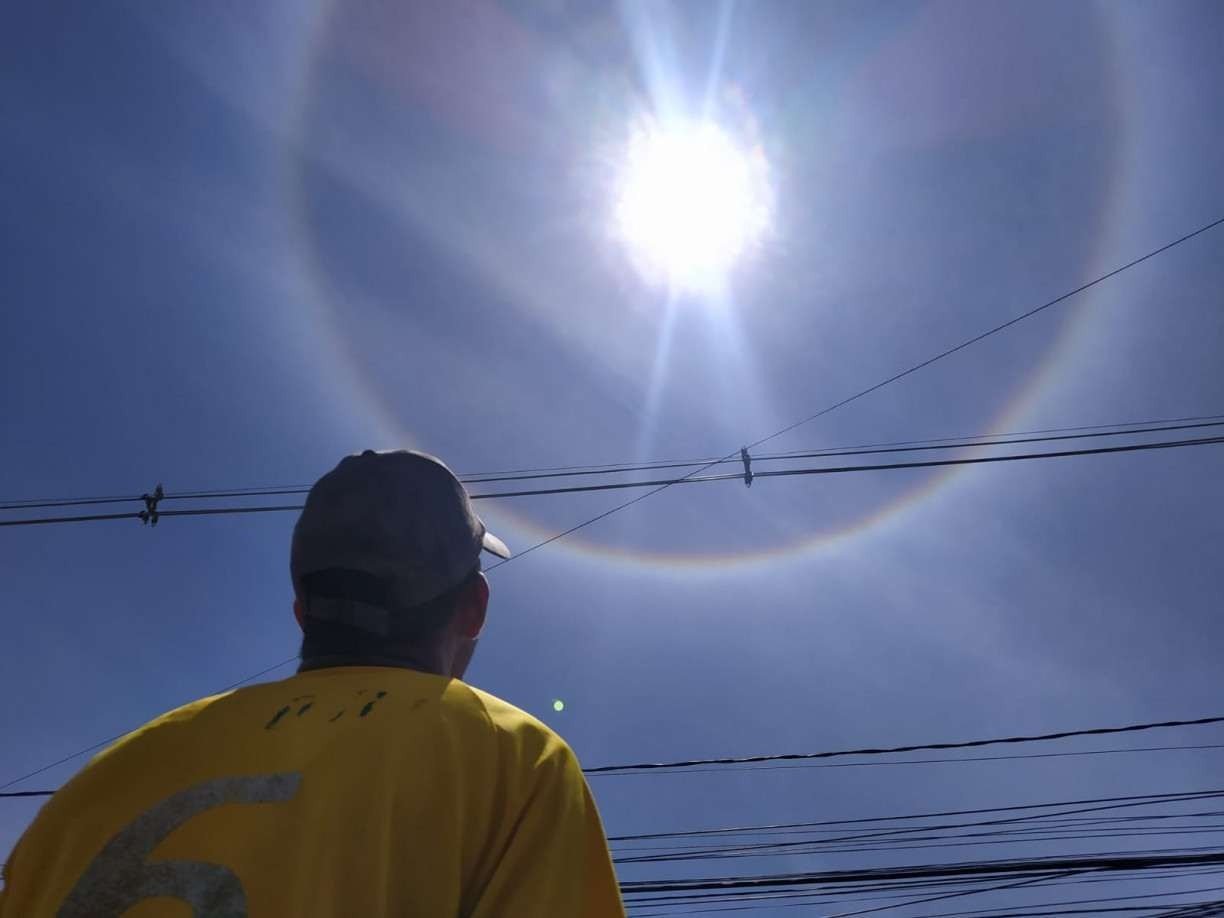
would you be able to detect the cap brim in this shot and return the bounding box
[482,530,511,559]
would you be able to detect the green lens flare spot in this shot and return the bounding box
[552,699,565,712]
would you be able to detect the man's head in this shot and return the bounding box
[290,449,510,678]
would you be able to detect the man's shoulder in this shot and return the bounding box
[451,682,572,762]
[98,690,231,751]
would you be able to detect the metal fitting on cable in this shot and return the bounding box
[139,483,164,526]
[740,448,753,488]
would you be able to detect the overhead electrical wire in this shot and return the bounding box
[631,895,1224,918]
[11,415,1224,510]
[7,714,1224,799]
[743,214,1224,449]
[857,885,1224,918]
[608,791,1224,844]
[596,743,1224,777]
[577,719,1224,778]
[618,849,1224,895]
[824,870,1086,918]
[614,817,1224,865]
[3,415,1223,513]
[628,882,1224,918]
[9,743,1224,801]
[582,713,1224,775]
[612,799,1224,852]
[616,792,1224,914]
[623,868,1224,914]
[619,832,1224,867]
[615,819,1224,857]
[621,858,1224,916]
[2,431,1222,529]
[618,814,1224,850]
[617,858,1224,918]
[462,411,1224,481]
[617,850,1224,911]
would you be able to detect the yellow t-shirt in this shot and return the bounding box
[0,666,626,918]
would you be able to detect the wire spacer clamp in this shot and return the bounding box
[139,483,164,526]
[740,448,753,488]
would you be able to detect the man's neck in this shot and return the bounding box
[298,650,449,676]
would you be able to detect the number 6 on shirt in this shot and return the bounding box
[57,773,301,918]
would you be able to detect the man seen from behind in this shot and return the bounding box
[0,449,627,917]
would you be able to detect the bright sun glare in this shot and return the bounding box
[615,121,771,293]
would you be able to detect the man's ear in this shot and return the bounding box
[293,598,306,632]
[455,573,490,640]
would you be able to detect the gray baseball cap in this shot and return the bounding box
[290,449,509,635]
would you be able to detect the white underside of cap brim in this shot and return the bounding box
[482,530,511,559]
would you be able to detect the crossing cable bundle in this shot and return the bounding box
[619,855,1224,916]
[615,792,1224,914]
[611,790,1224,865]
[620,850,1224,895]
[2,430,1223,529]
[3,212,1222,536]
[4,414,1224,514]
[620,852,1224,917]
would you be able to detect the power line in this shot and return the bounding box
[0,510,141,527]
[888,885,1224,918]
[584,714,1224,775]
[597,743,1224,777]
[5,415,1223,512]
[623,858,1224,916]
[629,882,1224,918]
[723,417,1224,468]
[745,214,1224,449]
[624,867,1224,914]
[3,431,1222,529]
[483,426,1221,574]
[456,415,1224,494]
[618,849,1224,895]
[5,411,1190,508]
[823,870,1084,918]
[762,412,1224,457]
[11,744,1224,801]
[470,433,1224,502]
[614,804,1224,864]
[6,216,1212,524]
[615,803,1224,856]
[616,822,1224,900]
[8,714,1224,801]
[619,831,1224,866]
[609,790,1224,843]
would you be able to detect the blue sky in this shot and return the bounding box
[3,1,1223,913]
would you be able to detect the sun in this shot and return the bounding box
[615,120,771,293]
